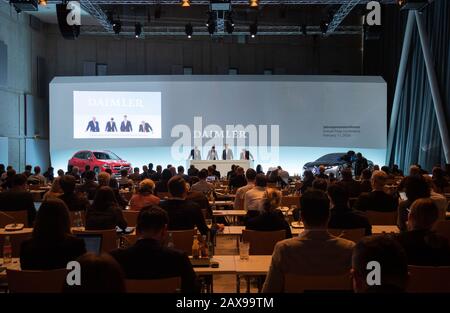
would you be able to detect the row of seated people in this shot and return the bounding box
[13,188,450,293]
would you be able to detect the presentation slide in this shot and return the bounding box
[50,75,387,174]
[73,91,161,139]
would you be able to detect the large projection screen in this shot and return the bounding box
[50,75,387,174]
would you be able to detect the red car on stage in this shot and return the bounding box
[68,150,131,176]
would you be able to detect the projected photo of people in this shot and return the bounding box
[120,115,133,132]
[139,121,153,133]
[73,91,162,139]
[85,117,100,132]
[105,117,117,132]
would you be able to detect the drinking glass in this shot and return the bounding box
[239,241,250,260]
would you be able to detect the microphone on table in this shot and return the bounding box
[0,211,25,231]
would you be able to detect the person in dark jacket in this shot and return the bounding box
[394,198,450,266]
[337,168,361,198]
[86,186,127,231]
[159,176,209,236]
[110,205,199,293]
[359,168,372,193]
[58,175,90,212]
[20,199,86,270]
[0,174,36,226]
[327,184,372,235]
[154,169,172,195]
[79,170,98,200]
[246,188,292,238]
[228,166,247,190]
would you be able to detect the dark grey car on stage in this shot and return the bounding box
[303,153,373,177]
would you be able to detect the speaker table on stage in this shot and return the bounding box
[188,160,254,178]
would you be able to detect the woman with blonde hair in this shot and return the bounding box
[245,188,292,238]
[129,179,160,211]
[43,177,64,200]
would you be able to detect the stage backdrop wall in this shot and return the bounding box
[50,75,387,174]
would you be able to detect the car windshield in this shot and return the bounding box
[93,152,121,160]
[315,153,345,162]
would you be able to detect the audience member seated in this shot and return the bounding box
[228,166,247,191]
[151,165,163,181]
[140,165,150,180]
[159,176,209,236]
[129,179,160,211]
[187,165,199,177]
[58,175,90,212]
[0,168,15,190]
[311,178,327,192]
[154,169,172,195]
[118,169,133,189]
[315,165,329,179]
[177,166,190,183]
[278,166,290,188]
[65,253,126,293]
[395,198,450,266]
[86,186,127,231]
[79,170,99,200]
[398,165,422,190]
[397,175,431,231]
[80,165,91,181]
[98,172,128,209]
[43,166,55,183]
[234,169,257,210]
[352,235,408,293]
[256,164,264,175]
[262,190,355,292]
[110,206,199,292]
[246,188,292,238]
[422,174,448,220]
[299,170,314,194]
[359,169,372,193]
[243,174,268,216]
[0,163,5,178]
[69,166,81,183]
[226,165,236,181]
[128,167,141,182]
[0,174,36,226]
[190,169,214,195]
[22,164,32,178]
[432,166,449,193]
[211,165,221,180]
[327,184,372,235]
[391,164,404,177]
[186,187,212,219]
[337,168,361,198]
[105,168,118,189]
[353,170,398,213]
[20,199,86,270]
[43,177,64,201]
[27,166,46,185]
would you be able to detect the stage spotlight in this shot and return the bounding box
[320,20,329,34]
[38,0,47,6]
[249,0,258,8]
[249,23,257,38]
[185,23,193,38]
[113,20,122,35]
[398,0,430,10]
[301,24,307,36]
[181,0,190,7]
[135,23,142,38]
[225,20,234,34]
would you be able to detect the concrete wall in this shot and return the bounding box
[0,4,49,171]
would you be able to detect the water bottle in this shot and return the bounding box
[167,232,174,249]
[3,235,12,265]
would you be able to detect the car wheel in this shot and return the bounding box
[93,166,99,174]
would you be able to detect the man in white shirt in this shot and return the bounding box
[243,174,267,212]
[222,144,234,160]
[240,149,254,160]
[234,168,257,210]
[207,146,218,160]
[190,169,214,195]
[190,146,201,160]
